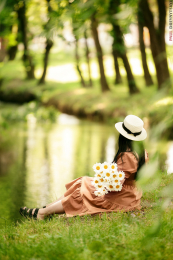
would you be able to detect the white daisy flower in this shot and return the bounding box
[102,162,110,172]
[94,190,102,196]
[112,178,120,185]
[101,187,108,194]
[110,163,117,171]
[95,172,102,178]
[118,171,125,180]
[106,183,115,191]
[93,163,103,173]
[92,178,100,187]
[99,177,105,183]
[104,171,112,178]
[112,172,119,179]
[96,184,104,190]
[103,178,110,184]
[95,187,108,196]
[114,183,122,191]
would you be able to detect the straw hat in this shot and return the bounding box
[115,115,147,141]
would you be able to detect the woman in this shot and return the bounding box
[20,115,149,220]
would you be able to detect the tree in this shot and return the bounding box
[139,0,171,89]
[91,13,110,92]
[16,0,35,79]
[38,0,54,85]
[108,0,139,94]
[84,28,93,87]
[67,0,110,92]
[74,35,87,87]
[0,1,18,61]
[111,36,122,84]
[137,8,153,86]
[66,1,93,88]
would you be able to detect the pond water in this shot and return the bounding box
[0,113,172,227]
[0,114,118,226]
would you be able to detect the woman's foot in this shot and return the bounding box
[19,207,44,220]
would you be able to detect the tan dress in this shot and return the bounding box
[61,152,142,217]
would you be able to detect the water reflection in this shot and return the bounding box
[105,136,116,163]
[48,124,79,200]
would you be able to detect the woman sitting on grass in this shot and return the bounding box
[20,115,149,220]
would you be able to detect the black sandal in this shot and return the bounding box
[20,207,40,220]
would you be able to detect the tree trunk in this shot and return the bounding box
[75,38,86,87]
[121,52,139,94]
[112,24,139,94]
[137,11,153,86]
[84,30,93,87]
[17,1,35,79]
[0,37,7,62]
[112,40,122,84]
[38,0,53,85]
[91,14,110,92]
[8,45,18,61]
[139,0,171,89]
[108,0,138,93]
[157,0,170,87]
[38,39,53,85]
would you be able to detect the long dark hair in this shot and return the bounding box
[113,134,145,179]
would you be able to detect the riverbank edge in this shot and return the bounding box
[42,87,173,141]
[42,88,149,124]
[0,84,173,138]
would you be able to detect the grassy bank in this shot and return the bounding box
[0,170,173,260]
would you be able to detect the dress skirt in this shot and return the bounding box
[61,176,142,217]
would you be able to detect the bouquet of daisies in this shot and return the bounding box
[92,162,125,196]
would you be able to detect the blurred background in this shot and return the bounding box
[0,0,173,225]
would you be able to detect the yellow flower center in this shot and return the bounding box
[100,178,104,182]
[111,165,115,169]
[97,174,101,177]
[104,165,108,169]
[119,174,122,177]
[114,179,118,183]
[109,185,113,189]
[106,173,110,177]
[113,174,117,178]
[96,166,100,170]
[95,180,99,183]
[116,185,120,189]
[98,185,102,188]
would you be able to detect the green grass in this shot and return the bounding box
[0,170,173,260]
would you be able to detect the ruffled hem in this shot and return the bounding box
[61,177,88,217]
[77,203,142,217]
[61,176,142,217]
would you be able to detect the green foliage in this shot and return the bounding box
[0,101,59,125]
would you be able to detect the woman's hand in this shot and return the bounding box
[145,149,149,163]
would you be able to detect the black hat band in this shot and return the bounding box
[122,123,142,137]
